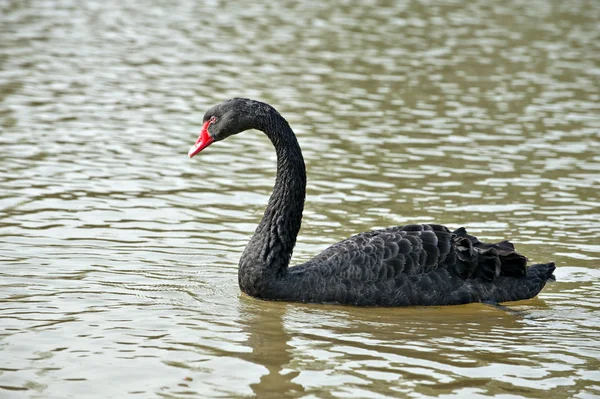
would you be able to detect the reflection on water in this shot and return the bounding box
[1,0,599,398]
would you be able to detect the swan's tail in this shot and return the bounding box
[531,261,557,282]
[492,262,556,303]
[451,227,556,303]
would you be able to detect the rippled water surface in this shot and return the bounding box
[1,0,600,398]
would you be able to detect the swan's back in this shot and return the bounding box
[274,224,555,306]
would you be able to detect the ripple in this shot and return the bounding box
[1,0,599,398]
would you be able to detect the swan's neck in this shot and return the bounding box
[238,111,306,297]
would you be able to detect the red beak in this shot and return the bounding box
[188,120,215,158]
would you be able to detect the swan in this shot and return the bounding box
[188,98,555,306]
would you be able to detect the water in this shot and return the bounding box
[1,0,599,398]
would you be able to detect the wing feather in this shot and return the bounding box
[302,224,527,287]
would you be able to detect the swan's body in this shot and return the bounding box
[188,98,555,306]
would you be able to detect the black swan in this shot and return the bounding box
[188,98,556,306]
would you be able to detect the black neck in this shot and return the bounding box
[238,105,306,295]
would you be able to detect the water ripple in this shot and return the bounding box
[1,0,599,398]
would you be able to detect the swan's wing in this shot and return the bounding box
[452,226,527,279]
[305,224,527,283]
[306,224,451,280]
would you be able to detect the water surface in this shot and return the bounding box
[1,0,599,398]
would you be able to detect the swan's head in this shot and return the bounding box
[188,98,268,158]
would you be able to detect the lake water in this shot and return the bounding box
[1,0,599,398]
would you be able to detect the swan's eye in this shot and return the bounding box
[209,116,218,123]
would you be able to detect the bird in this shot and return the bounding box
[188,98,556,306]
